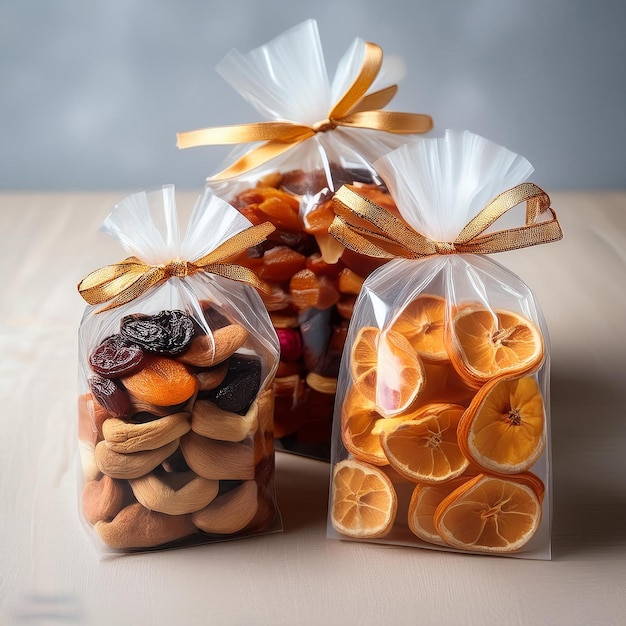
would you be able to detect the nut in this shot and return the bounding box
[94,439,179,480]
[82,474,126,525]
[191,399,257,442]
[102,412,191,453]
[95,502,196,549]
[130,471,219,515]
[196,361,229,391]
[79,440,102,482]
[176,325,249,368]
[180,431,254,481]
[191,480,258,534]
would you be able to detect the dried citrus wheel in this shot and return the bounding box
[341,387,413,466]
[419,361,477,408]
[458,375,546,474]
[408,476,471,545]
[380,404,469,483]
[350,326,425,417]
[330,459,398,539]
[433,473,543,553]
[389,294,449,362]
[446,305,544,387]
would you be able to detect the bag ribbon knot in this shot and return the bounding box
[329,182,563,259]
[176,42,433,181]
[78,222,275,312]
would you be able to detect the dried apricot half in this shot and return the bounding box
[446,305,544,387]
[458,375,546,474]
[330,458,397,539]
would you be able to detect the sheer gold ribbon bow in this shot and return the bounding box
[329,183,563,259]
[176,42,433,181]
[78,222,275,312]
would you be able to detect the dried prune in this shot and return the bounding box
[89,334,145,378]
[89,375,132,418]
[120,310,194,355]
[210,355,261,415]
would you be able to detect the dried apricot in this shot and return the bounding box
[121,356,198,406]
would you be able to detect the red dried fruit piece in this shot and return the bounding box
[258,246,307,282]
[89,375,132,418]
[89,334,145,378]
[121,356,198,407]
[276,328,303,363]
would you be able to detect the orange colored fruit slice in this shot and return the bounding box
[433,473,542,553]
[330,459,397,539]
[380,404,469,483]
[447,305,544,386]
[341,387,414,466]
[389,294,449,362]
[458,375,546,474]
[408,476,471,545]
[349,326,425,417]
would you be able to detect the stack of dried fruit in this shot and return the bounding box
[330,294,547,554]
[78,304,277,550]
[225,166,398,453]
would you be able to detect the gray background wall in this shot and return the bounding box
[1,0,625,192]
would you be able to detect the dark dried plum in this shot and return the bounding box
[209,355,261,415]
[89,334,145,378]
[88,375,132,418]
[200,303,231,330]
[120,310,194,355]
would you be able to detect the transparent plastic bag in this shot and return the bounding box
[77,186,281,553]
[327,131,562,559]
[177,19,432,458]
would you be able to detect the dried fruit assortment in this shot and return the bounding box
[225,167,398,456]
[330,294,547,554]
[78,303,278,551]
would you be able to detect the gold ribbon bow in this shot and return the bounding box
[176,42,433,181]
[329,182,563,259]
[78,222,275,312]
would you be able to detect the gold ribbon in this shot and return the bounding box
[329,182,563,259]
[78,222,275,312]
[176,42,433,180]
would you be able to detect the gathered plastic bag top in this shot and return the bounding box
[177,19,432,220]
[327,131,562,558]
[77,186,282,553]
[175,21,433,459]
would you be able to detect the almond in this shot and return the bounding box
[176,325,249,367]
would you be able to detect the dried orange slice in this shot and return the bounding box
[458,375,546,474]
[433,473,542,553]
[341,387,412,466]
[350,326,425,417]
[380,404,469,483]
[330,459,397,539]
[419,361,477,408]
[447,305,544,386]
[408,476,471,545]
[389,294,449,362]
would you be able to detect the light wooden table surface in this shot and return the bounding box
[1,191,625,625]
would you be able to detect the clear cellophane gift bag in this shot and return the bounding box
[327,131,562,558]
[176,19,432,459]
[77,186,281,554]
